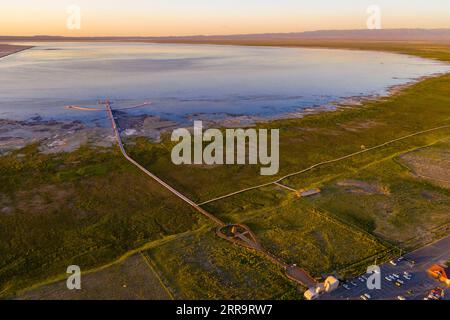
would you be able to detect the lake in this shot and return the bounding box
[0,42,448,124]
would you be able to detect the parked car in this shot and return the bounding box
[390,260,397,266]
[407,260,416,267]
[397,296,406,300]
[428,287,445,300]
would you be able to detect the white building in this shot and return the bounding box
[324,276,339,293]
[304,288,320,300]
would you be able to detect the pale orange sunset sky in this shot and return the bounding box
[1,0,449,36]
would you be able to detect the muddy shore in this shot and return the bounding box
[0,44,33,59]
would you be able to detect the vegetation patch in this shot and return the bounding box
[144,229,301,300]
[399,141,450,189]
[17,254,171,300]
[244,200,387,277]
[0,144,205,298]
[304,143,450,246]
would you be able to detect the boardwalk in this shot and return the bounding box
[105,102,316,288]
[106,102,225,227]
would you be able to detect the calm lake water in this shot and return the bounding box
[0,42,448,124]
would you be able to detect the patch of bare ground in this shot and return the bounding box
[421,190,447,202]
[400,147,450,188]
[339,120,382,132]
[116,113,179,141]
[336,179,390,195]
[0,44,32,59]
[0,119,115,154]
[14,185,74,215]
[17,254,170,300]
[0,193,13,215]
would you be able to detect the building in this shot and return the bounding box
[300,188,321,197]
[324,276,340,293]
[304,287,320,300]
[427,264,450,286]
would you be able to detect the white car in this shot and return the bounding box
[390,260,397,266]
[363,293,371,299]
[397,279,404,284]
[393,274,400,278]
[397,296,406,300]
[385,276,392,282]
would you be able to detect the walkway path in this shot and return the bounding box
[105,102,316,288]
[199,124,450,206]
[106,102,225,227]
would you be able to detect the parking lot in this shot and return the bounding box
[321,236,450,300]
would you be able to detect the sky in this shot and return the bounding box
[1,0,449,36]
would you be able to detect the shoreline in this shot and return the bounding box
[0,44,33,59]
[136,39,450,63]
[0,41,448,155]
[0,71,448,155]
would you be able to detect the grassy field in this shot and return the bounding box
[244,200,387,276]
[0,144,208,298]
[1,41,449,299]
[304,140,450,246]
[17,254,171,300]
[143,228,301,300]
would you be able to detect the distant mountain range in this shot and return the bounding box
[2,29,450,42]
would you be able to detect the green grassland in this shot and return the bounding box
[202,186,389,276]
[143,228,300,300]
[1,41,449,299]
[0,144,207,297]
[302,141,450,246]
[17,254,172,300]
[244,200,387,276]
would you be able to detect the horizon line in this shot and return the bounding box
[2,27,450,39]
